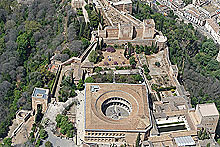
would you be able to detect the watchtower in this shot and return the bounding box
[32,87,49,114]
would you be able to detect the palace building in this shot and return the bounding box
[84,83,151,145]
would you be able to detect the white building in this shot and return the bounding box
[205,18,220,43]
[195,103,219,136]
[181,4,209,26]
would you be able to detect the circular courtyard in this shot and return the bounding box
[93,89,141,124]
[101,97,132,120]
[85,83,150,132]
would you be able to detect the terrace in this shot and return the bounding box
[96,48,130,67]
[146,50,177,98]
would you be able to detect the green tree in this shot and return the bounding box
[81,38,90,49]
[198,128,210,140]
[0,37,5,55]
[45,141,53,147]
[143,64,150,73]
[90,10,99,28]
[55,114,75,137]
[35,104,43,123]
[36,139,42,147]
[94,67,103,73]
[129,57,136,67]
[128,42,133,57]
[39,129,48,140]
[77,79,84,90]
[79,22,84,38]
[135,45,142,54]
[144,46,151,55]
[85,77,95,83]
[217,138,220,145]
[70,89,77,97]
[3,138,12,147]
[206,59,219,71]
[25,20,41,33]
[151,43,158,54]
[136,133,141,147]
[16,32,35,61]
[132,75,143,82]
[206,143,210,147]
[89,50,98,63]
[201,40,218,56]
[119,75,126,82]
[83,23,91,39]
[155,62,160,67]
[136,1,139,13]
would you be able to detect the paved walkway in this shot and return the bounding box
[42,96,80,146]
[75,90,85,146]
[82,3,90,23]
[44,97,78,123]
[90,69,139,76]
[42,128,75,147]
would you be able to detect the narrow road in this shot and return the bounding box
[90,69,140,76]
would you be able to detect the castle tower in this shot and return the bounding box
[142,19,155,39]
[32,87,49,114]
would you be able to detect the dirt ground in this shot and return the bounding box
[96,49,130,67]
[12,116,35,145]
[146,50,177,98]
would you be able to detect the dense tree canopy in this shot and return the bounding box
[88,50,99,63]
[45,141,53,147]
[55,114,75,138]
[39,129,48,140]
[0,0,84,138]
[85,77,95,83]
[59,76,77,102]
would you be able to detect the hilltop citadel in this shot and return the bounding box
[7,0,220,146]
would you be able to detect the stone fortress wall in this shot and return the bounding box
[94,0,167,49]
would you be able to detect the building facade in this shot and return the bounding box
[95,0,167,49]
[205,19,220,43]
[84,83,151,145]
[32,87,49,114]
[195,103,219,135]
[181,4,209,26]
[72,0,85,8]
[112,0,133,13]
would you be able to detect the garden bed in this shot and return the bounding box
[115,74,143,84]
[91,73,114,83]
